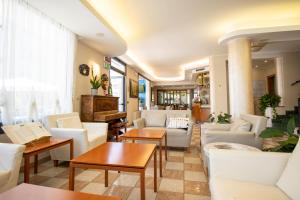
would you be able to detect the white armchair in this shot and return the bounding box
[45,113,108,162]
[209,140,300,200]
[0,143,25,193]
[201,114,268,149]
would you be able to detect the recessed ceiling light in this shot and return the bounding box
[96,32,104,37]
[255,65,259,68]
[264,59,268,63]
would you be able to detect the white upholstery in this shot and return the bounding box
[133,110,193,148]
[277,140,300,199]
[0,143,25,192]
[201,114,267,149]
[45,113,108,161]
[209,149,293,200]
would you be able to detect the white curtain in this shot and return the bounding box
[0,0,76,124]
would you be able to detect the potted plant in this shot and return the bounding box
[259,94,281,117]
[90,68,101,95]
[209,112,232,124]
[260,117,299,152]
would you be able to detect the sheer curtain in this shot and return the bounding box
[0,0,76,124]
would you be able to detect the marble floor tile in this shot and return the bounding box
[113,174,139,187]
[156,191,184,200]
[169,151,184,157]
[127,188,156,200]
[184,180,210,196]
[184,194,211,200]
[135,177,161,189]
[75,170,101,182]
[39,177,68,188]
[159,178,184,193]
[104,185,132,200]
[80,182,107,195]
[184,171,207,182]
[168,156,184,162]
[38,167,66,177]
[163,169,184,179]
[184,163,203,171]
[184,157,202,164]
[165,162,184,170]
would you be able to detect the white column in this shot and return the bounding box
[275,57,285,106]
[228,38,254,118]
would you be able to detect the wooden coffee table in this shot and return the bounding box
[0,183,120,200]
[23,138,73,183]
[69,142,157,200]
[120,128,167,177]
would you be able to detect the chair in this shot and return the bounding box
[45,112,108,163]
[0,143,25,192]
[201,114,267,149]
[208,140,300,200]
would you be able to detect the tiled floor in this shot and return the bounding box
[18,125,211,200]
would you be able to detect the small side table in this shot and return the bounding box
[23,138,73,183]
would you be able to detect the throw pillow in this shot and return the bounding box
[167,117,189,129]
[56,116,82,129]
[230,119,251,132]
[276,140,300,200]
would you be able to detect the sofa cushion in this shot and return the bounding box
[277,141,300,200]
[211,177,289,200]
[166,128,188,136]
[167,117,189,129]
[0,170,10,187]
[56,116,82,129]
[230,119,251,132]
[88,134,104,150]
[144,112,166,127]
[166,113,187,125]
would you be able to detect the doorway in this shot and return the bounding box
[267,75,276,95]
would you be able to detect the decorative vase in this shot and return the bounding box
[91,88,98,95]
[265,106,273,127]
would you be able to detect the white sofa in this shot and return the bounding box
[133,110,193,148]
[201,114,267,149]
[0,143,25,193]
[209,140,300,200]
[45,112,108,162]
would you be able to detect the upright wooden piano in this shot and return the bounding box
[80,95,127,141]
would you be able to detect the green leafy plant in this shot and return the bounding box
[90,68,101,89]
[217,113,232,124]
[260,117,299,152]
[259,94,281,116]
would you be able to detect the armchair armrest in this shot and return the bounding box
[133,118,145,129]
[82,122,108,137]
[201,123,232,131]
[50,128,89,154]
[0,143,25,170]
[209,149,290,185]
[201,130,260,147]
[187,121,194,135]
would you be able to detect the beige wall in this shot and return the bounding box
[209,55,229,114]
[73,41,109,112]
[126,66,139,125]
[281,51,300,111]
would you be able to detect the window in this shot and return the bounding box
[110,58,126,111]
[0,0,76,124]
[138,75,151,110]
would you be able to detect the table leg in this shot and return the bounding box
[24,155,30,183]
[34,154,38,174]
[140,170,145,200]
[105,170,108,187]
[69,165,75,191]
[159,141,163,177]
[53,160,59,167]
[153,149,157,192]
[165,134,168,160]
[70,140,74,160]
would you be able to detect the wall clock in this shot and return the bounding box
[79,64,90,76]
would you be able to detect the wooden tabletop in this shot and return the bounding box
[71,142,156,168]
[0,184,120,200]
[121,128,166,140]
[24,138,72,154]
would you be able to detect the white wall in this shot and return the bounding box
[209,55,229,114]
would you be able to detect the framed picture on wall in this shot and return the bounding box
[129,79,139,98]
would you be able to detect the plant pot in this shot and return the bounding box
[265,107,273,127]
[91,88,98,95]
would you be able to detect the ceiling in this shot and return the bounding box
[84,0,300,81]
[27,0,127,56]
